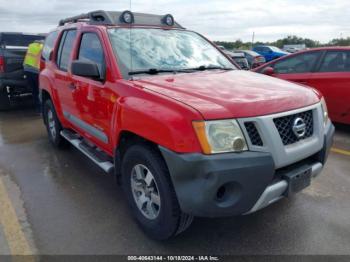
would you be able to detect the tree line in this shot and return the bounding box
[214,35,350,50]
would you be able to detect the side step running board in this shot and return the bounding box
[60,130,114,174]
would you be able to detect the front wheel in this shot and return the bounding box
[121,144,193,240]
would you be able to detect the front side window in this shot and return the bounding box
[78,33,105,79]
[319,51,350,72]
[273,52,320,74]
[57,30,77,71]
[108,28,235,78]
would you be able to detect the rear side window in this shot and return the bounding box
[78,33,105,78]
[42,31,58,61]
[57,30,77,71]
[273,52,320,74]
[319,51,350,72]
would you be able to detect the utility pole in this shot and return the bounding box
[251,32,255,49]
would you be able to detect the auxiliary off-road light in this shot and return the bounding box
[162,14,175,26]
[120,10,134,24]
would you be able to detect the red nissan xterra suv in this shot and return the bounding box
[40,10,335,240]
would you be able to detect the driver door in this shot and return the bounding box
[70,30,115,153]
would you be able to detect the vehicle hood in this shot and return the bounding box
[134,70,320,120]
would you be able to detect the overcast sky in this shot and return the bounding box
[0,0,349,43]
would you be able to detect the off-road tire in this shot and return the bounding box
[121,144,193,240]
[43,99,69,148]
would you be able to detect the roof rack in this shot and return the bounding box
[59,10,184,29]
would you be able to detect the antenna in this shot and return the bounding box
[129,0,134,80]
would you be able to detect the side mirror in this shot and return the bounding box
[268,50,273,54]
[71,60,100,79]
[262,67,275,76]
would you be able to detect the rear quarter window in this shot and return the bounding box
[42,31,59,61]
[56,30,77,71]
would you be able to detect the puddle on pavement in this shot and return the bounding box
[0,110,45,146]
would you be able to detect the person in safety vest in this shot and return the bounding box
[23,40,44,112]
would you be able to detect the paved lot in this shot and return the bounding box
[0,108,349,255]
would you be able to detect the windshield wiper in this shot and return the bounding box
[129,69,179,76]
[182,65,234,71]
[129,66,233,76]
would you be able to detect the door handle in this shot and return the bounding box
[68,83,76,90]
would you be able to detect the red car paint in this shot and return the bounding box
[253,47,350,124]
[40,22,321,156]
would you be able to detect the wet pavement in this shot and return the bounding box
[0,108,349,255]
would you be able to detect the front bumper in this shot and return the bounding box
[160,122,335,217]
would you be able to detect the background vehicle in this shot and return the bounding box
[253,45,289,62]
[224,50,250,70]
[254,47,350,125]
[40,10,334,240]
[238,50,266,69]
[217,45,226,51]
[283,44,307,53]
[0,32,45,110]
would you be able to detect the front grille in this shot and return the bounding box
[245,122,263,146]
[273,110,313,146]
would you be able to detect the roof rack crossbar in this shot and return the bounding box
[59,11,115,26]
[58,10,184,29]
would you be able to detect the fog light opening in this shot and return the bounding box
[216,186,227,201]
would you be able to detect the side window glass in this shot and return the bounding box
[319,51,350,72]
[42,31,58,61]
[57,30,77,71]
[273,52,319,74]
[262,47,270,52]
[78,33,105,79]
[56,31,67,68]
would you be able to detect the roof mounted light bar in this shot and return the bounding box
[59,10,184,29]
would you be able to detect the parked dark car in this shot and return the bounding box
[253,45,289,62]
[238,50,266,69]
[224,51,250,70]
[0,32,45,110]
[253,47,350,125]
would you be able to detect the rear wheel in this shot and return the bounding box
[0,87,11,111]
[43,99,68,148]
[121,144,193,240]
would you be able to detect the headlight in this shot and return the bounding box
[193,120,248,154]
[321,97,329,127]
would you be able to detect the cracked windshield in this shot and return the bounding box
[108,28,235,77]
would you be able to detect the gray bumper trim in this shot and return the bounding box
[245,180,288,214]
[246,162,323,214]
